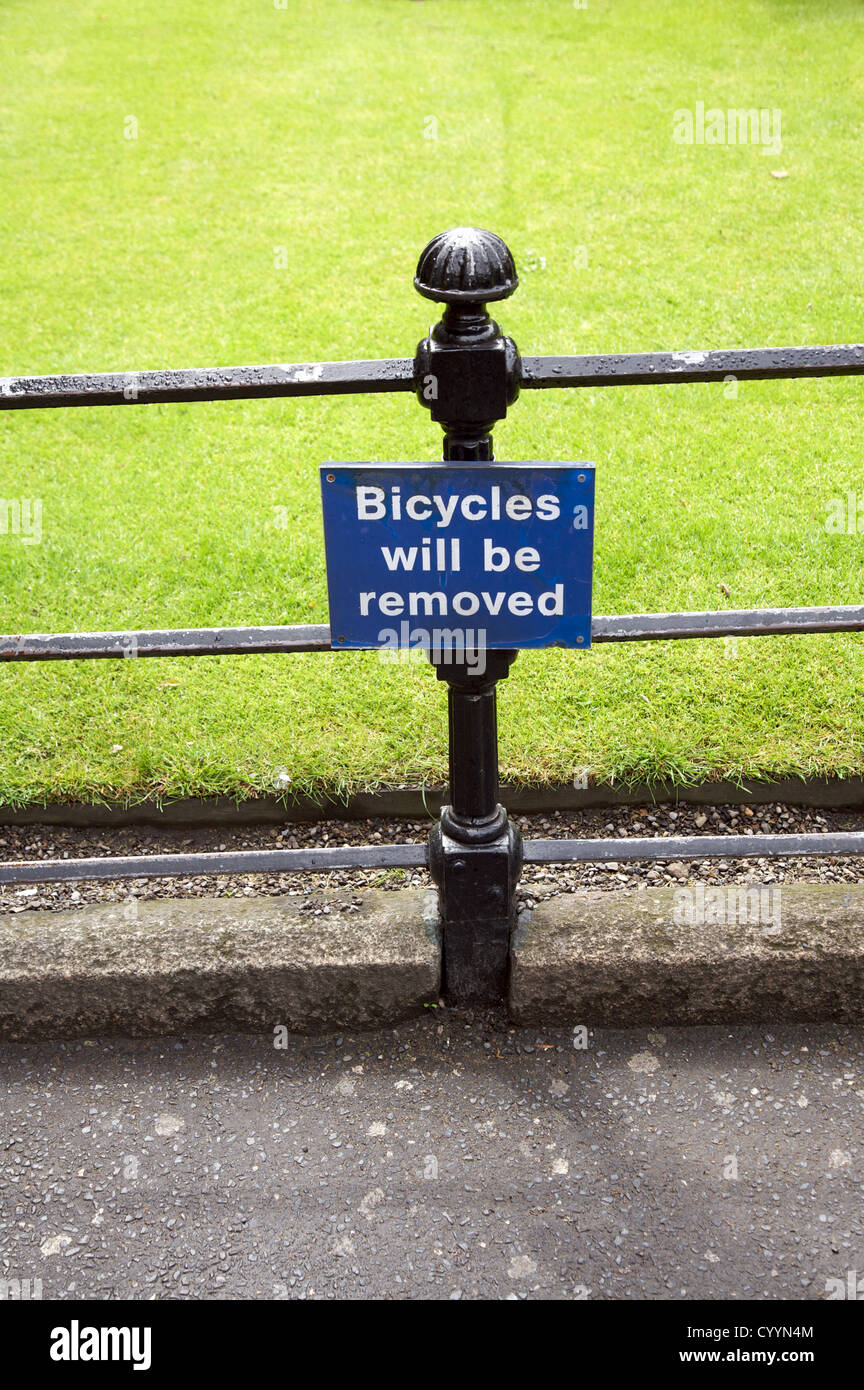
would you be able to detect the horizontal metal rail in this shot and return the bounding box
[0,843,427,885]
[591,605,864,642]
[3,344,864,411]
[520,344,864,390]
[0,359,415,410]
[0,625,332,661]
[1,606,862,661]
[524,832,864,864]
[2,830,864,885]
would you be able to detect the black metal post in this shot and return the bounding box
[414,228,524,1005]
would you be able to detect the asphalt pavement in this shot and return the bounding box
[1,1014,863,1301]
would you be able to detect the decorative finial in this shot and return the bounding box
[414,227,518,306]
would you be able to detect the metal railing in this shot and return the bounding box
[2,225,862,1004]
[2,605,864,663]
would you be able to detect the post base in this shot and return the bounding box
[429,817,523,1006]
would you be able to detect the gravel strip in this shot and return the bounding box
[0,802,861,917]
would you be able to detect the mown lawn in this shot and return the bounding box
[1,0,863,805]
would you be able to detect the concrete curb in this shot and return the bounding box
[0,888,441,1040]
[510,884,864,1026]
[7,879,864,1039]
[2,775,864,827]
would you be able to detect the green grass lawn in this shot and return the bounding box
[1,0,863,806]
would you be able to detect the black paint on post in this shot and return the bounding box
[428,822,523,1006]
[414,228,524,1005]
[439,652,516,841]
[428,653,524,1005]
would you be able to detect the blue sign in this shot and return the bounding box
[320,462,595,652]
